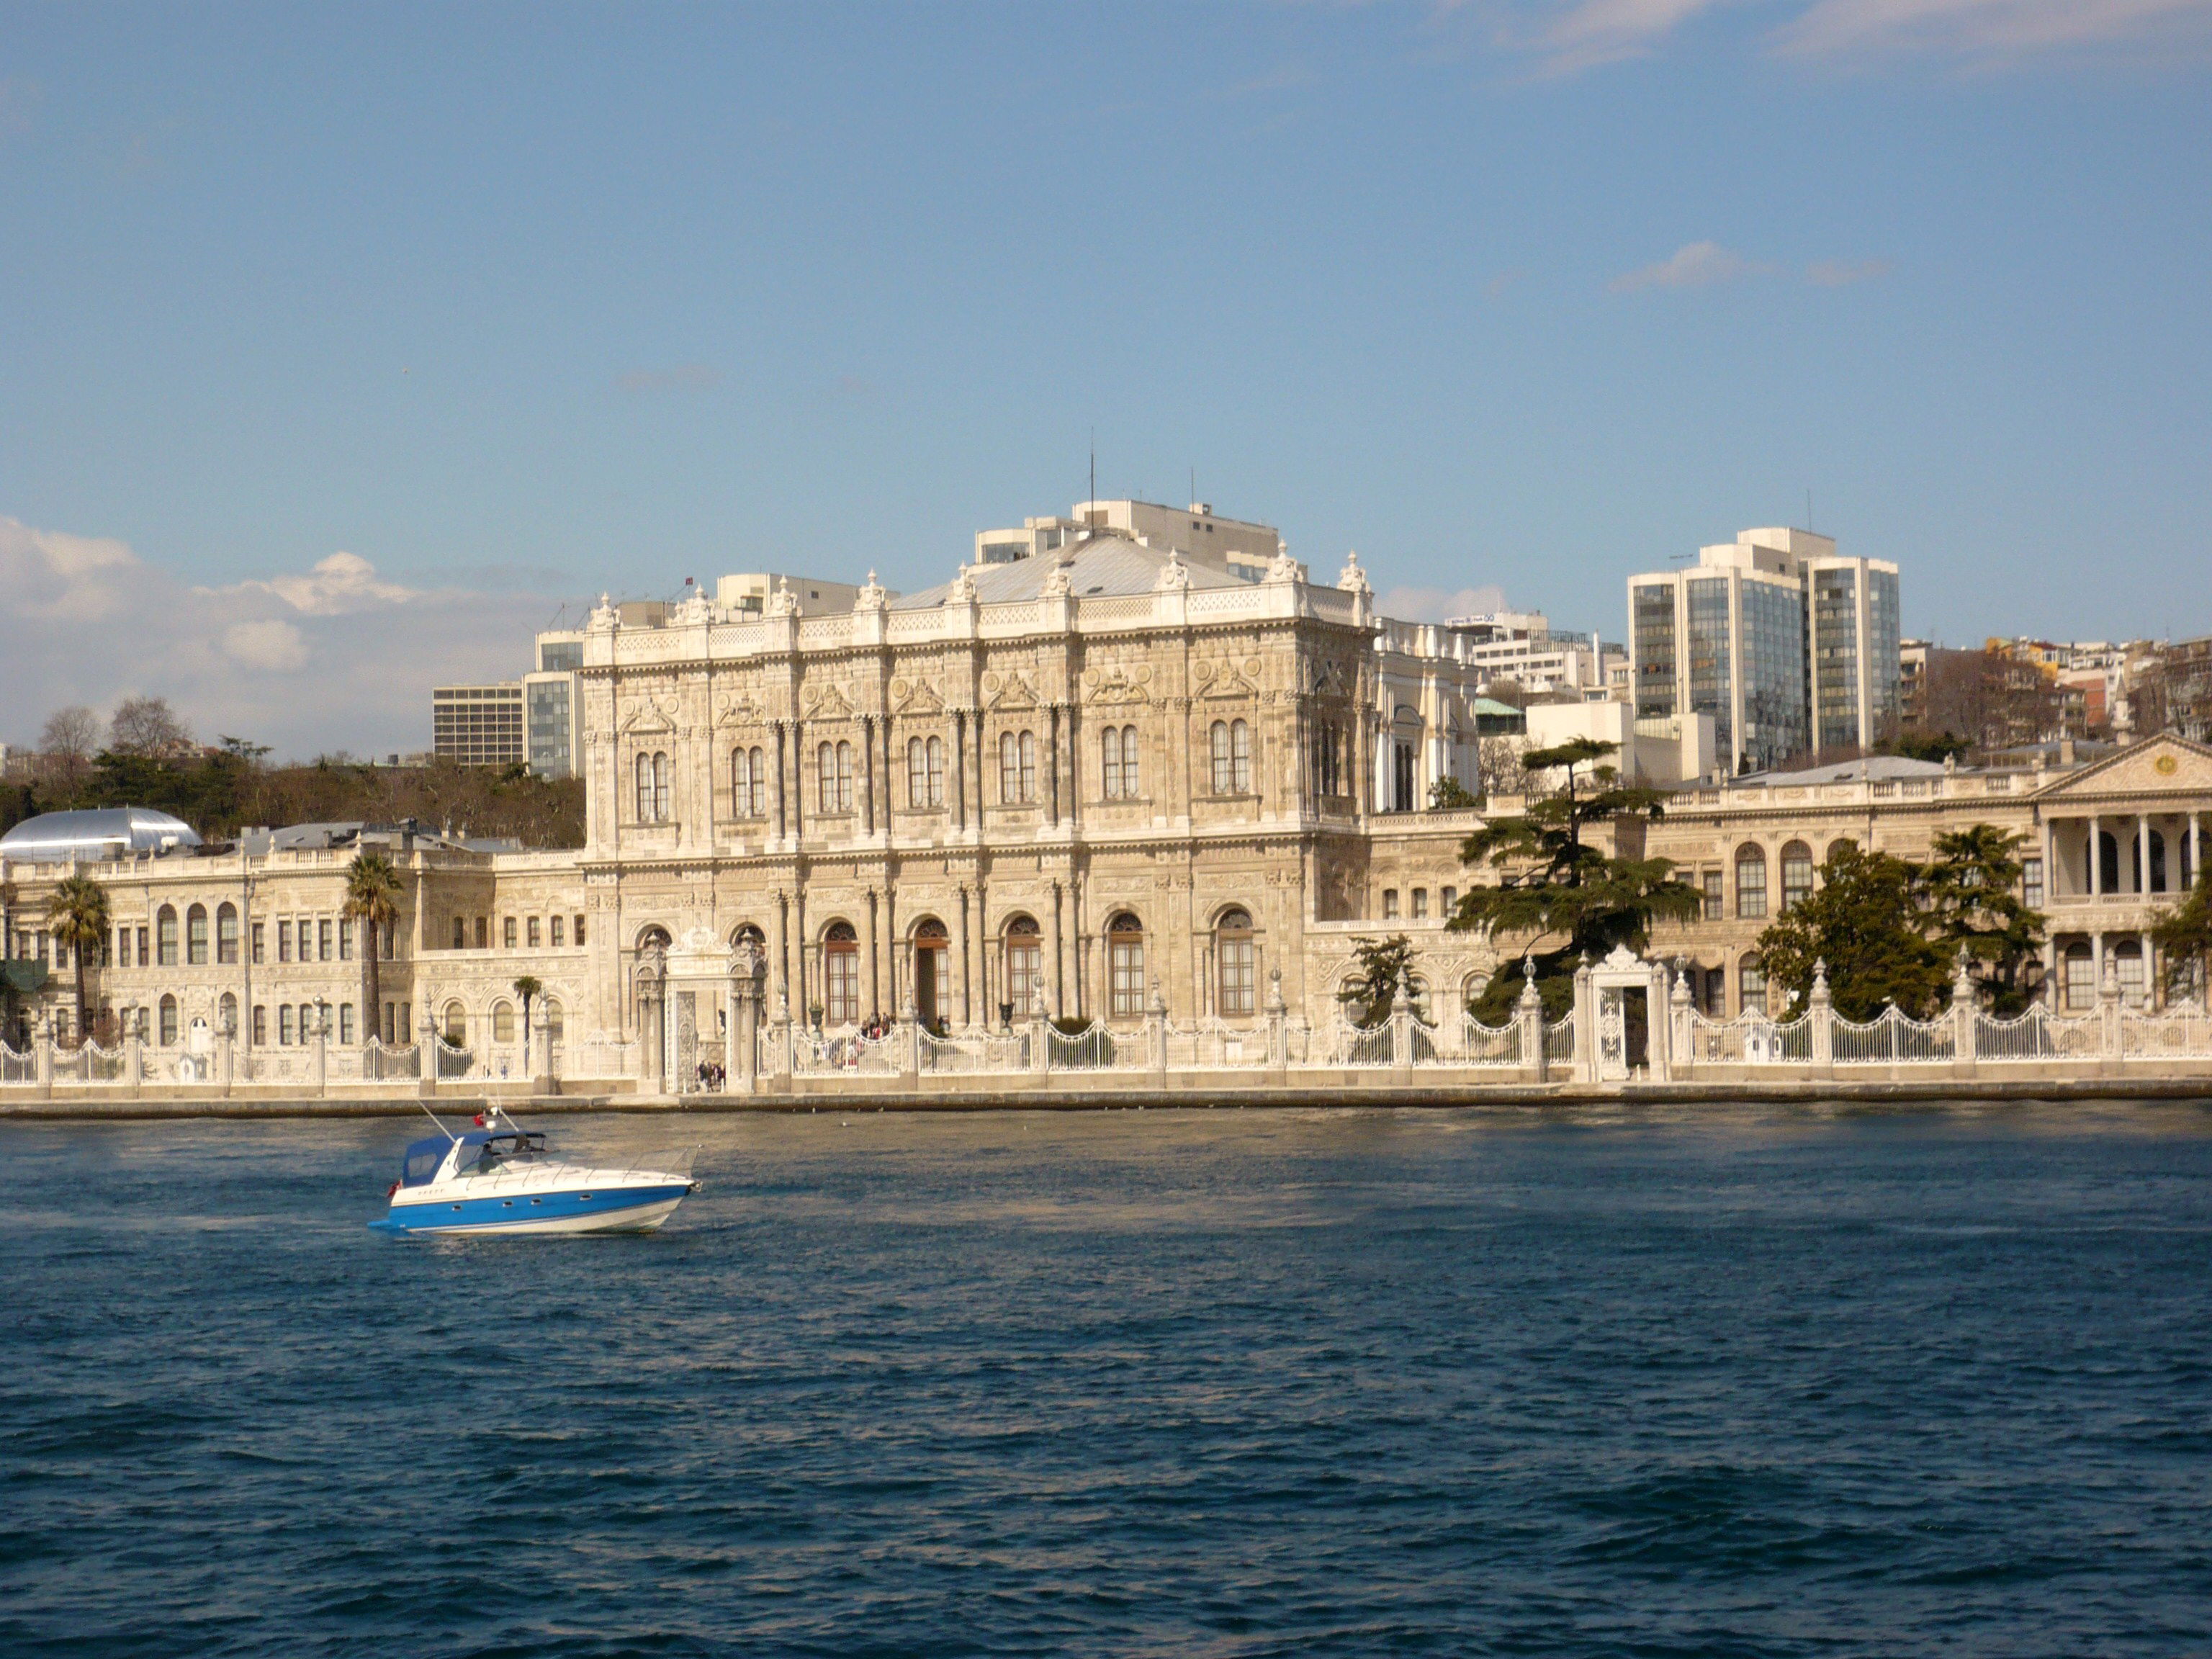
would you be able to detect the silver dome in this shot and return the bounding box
[0,807,204,863]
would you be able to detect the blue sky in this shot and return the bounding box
[4,1,2209,757]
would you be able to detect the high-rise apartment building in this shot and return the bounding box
[1627,528,1899,773]
[431,683,527,768]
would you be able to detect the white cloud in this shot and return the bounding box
[1610,240,1766,292]
[0,516,561,761]
[221,619,310,673]
[1498,0,2211,73]
[1379,583,1509,622]
[1807,256,1893,285]
[1776,0,2212,60]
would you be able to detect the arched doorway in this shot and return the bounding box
[1003,915,1042,1023]
[822,921,860,1028]
[1107,912,1145,1018]
[912,917,949,1028]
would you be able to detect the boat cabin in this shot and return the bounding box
[396,1128,549,1186]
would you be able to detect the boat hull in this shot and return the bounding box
[370,1182,693,1238]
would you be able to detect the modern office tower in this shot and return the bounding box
[974,500,1285,580]
[431,683,527,768]
[523,631,585,780]
[1628,528,1899,773]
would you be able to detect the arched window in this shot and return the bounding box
[654,752,670,822]
[2114,940,2147,1007]
[216,903,240,966]
[493,1001,516,1044]
[1004,914,1043,1017]
[1216,908,1256,1016]
[1107,912,1145,1018]
[219,992,238,1035]
[443,1002,468,1046]
[822,920,860,1026]
[907,737,945,809]
[1232,719,1251,793]
[1210,721,1232,794]
[1739,955,1768,1017]
[1406,975,1432,1022]
[1119,726,1139,797]
[1735,845,1768,920]
[1827,838,1856,863]
[733,746,765,817]
[1781,842,1814,913]
[819,741,854,813]
[912,916,949,1026]
[159,994,179,1047]
[637,754,653,822]
[186,904,209,966]
[546,999,565,1046]
[926,735,945,806]
[999,731,1036,804]
[1102,725,1123,799]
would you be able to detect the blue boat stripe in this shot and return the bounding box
[370,1183,691,1233]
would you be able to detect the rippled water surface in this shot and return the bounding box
[5,1103,2212,1657]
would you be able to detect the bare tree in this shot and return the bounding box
[41,706,100,758]
[1478,736,1532,799]
[107,696,194,759]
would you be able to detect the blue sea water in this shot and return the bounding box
[4,1103,2211,1658]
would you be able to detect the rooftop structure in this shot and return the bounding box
[974,500,1285,581]
[0,808,202,863]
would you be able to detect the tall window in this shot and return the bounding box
[1312,722,1342,797]
[1702,870,1724,920]
[823,922,860,1026]
[1231,719,1251,793]
[159,994,179,1047]
[1210,721,1233,793]
[1006,916,1043,1015]
[1216,909,1256,1016]
[493,1002,516,1043]
[219,992,238,1036]
[279,1004,295,1046]
[2023,858,2044,909]
[1102,726,1124,799]
[636,752,670,822]
[1108,913,1146,1017]
[818,741,855,813]
[1781,842,1814,913]
[552,915,565,947]
[1739,956,1768,1017]
[503,917,518,950]
[1735,845,1768,920]
[216,903,240,966]
[251,1005,266,1046]
[1118,726,1139,797]
[908,736,945,808]
[186,904,209,966]
[1000,730,1037,804]
[338,1004,355,1044]
[733,746,766,817]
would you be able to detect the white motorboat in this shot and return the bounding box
[371,1108,696,1237]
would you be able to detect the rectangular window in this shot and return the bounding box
[137,927,148,967]
[453,916,466,950]
[504,917,518,950]
[552,915,565,947]
[475,917,488,950]
[528,917,541,948]
[339,1004,355,1043]
[338,920,353,961]
[252,1005,266,1046]
[1411,889,1428,920]
[1108,940,1143,1018]
[2023,858,2044,909]
[1740,961,1768,1017]
[319,920,333,961]
[1382,889,1400,920]
[1702,871,1724,921]
[1010,941,1044,1016]
[575,914,586,947]
[398,1003,411,1044]
[251,922,265,965]
[280,1005,295,1046]
[278,920,292,963]
[158,913,178,967]
[1218,938,1256,1015]
[1441,886,1457,914]
[1736,859,1767,921]
[824,949,860,1027]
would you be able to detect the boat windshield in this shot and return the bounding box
[462,1132,547,1176]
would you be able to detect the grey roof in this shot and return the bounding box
[892,533,1249,610]
[0,807,202,863]
[1736,755,1951,787]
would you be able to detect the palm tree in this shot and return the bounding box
[342,852,404,1046]
[512,974,542,1056]
[45,873,109,1050]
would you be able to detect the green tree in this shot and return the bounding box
[511,974,543,1048]
[1755,843,1947,1021]
[2152,869,2212,1004]
[1338,935,1416,1028]
[1920,825,2046,1015]
[342,852,405,1044]
[45,873,110,1048]
[1450,739,1700,1020]
[1428,775,1478,810]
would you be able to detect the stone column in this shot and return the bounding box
[1670,966,1696,1081]
[866,889,881,1022]
[1518,968,1547,1084]
[953,711,968,832]
[125,1025,143,1097]
[2138,814,2152,896]
[1148,978,1169,1085]
[34,1009,53,1100]
[1389,984,1412,1082]
[956,886,972,1030]
[861,716,876,836]
[1645,963,1671,1084]
[2141,930,2157,1012]
[532,1000,555,1095]
[1809,961,1834,1081]
[2100,955,2123,1074]
[733,942,763,1096]
[311,1008,328,1098]
[1951,950,1977,1081]
[773,722,788,841]
[1572,956,1596,1084]
[1265,966,1287,1081]
[1029,1000,1050,1079]
[638,986,663,1093]
[1048,882,1065,1017]
[2089,814,2103,896]
[217,1018,235,1095]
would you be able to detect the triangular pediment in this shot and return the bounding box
[621,703,677,736]
[2033,735,2212,800]
[891,675,945,716]
[801,681,855,719]
[984,670,1038,711]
